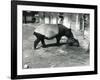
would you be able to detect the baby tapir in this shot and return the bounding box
[33,24,74,49]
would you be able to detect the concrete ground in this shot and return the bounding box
[22,23,89,69]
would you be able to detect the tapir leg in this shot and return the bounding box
[41,39,46,47]
[34,32,45,49]
[34,39,40,49]
[56,36,61,45]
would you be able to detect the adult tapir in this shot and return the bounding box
[33,24,75,49]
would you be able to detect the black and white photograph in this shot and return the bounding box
[22,11,90,69]
[11,1,97,79]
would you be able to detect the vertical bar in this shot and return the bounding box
[11,1,17,79]
[75,14,79,31]
[94,6,98,74]
[82,14,85,38]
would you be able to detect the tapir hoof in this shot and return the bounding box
[42,45,47,48]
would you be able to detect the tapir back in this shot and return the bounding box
[35,24,59,38]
